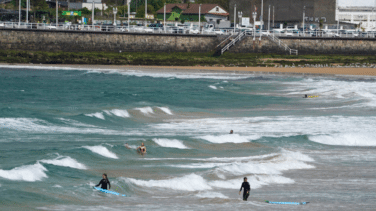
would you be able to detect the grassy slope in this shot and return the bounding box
[1,50,375,67]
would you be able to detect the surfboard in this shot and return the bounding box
[94,187,126,196]
[265,200,309,205]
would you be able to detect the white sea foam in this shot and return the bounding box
[0,163,48,182]
[195,192,228,199]
[153,138,189,149]
[209,85,217,90]
[157,107,173,115]
[309,133,376,146]
[40,156,87,170]
[126,173,212,191]
[209,175,294,190]
[85,112,105,120]
[108,109,130,118]
[53,184,62,188]
[134,107,154,115]
[0,64,256,80]
[151,116,376,140]
[198,134,260,144]
[83,145,118,159]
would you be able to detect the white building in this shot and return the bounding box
[337,6,376,29]
[69,0,107,11]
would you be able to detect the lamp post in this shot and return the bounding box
[56,0,58,28]
[303,6,305,37]
[234,4,236,33]
[164,3,166,32]
[128,0,130,31]
[145,0,147,26]
[268,5,270,33]
[18,0,20,26]
[238,11,242,27]
[92,1,94,30]
[26,0,29,24]
[113,7,118,26]
[199,4,201,33]
[260,0,263,30]
[273,6,274,27]
[252,11,257,40]
[337,7,339,35]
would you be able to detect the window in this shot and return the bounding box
[209,19,213,22]
[216,7,219,12]
[217,19,220,24]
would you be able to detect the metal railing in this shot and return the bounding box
[266,34,298,55]
[221,31,246,55]
[0,21,238,36]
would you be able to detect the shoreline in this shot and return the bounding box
[2,63,376,77]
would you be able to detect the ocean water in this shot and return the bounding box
[0,66,375,210]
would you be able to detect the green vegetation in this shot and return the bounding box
[1,50,376,67]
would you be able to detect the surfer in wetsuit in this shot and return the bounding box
[96,173,111,190]
[137,142,146,153]
[230,130,234,134]
[239,177,250,201]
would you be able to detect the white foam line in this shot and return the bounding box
[152,138,189,149]
[39,155,87,170]
[85,112,105,120]
[134,107,154,115]
[83,145,118,159]
[157,107,173,115]
[0,163,48,182]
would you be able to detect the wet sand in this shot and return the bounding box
[3,63,376,76]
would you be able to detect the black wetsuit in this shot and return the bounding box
[240,182,251,201]
[96,179,111,190]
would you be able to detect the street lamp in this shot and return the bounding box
[238,11,242,27]
[145,0,147,26]
[303,6,305,37]
[56,0,58,28]
[260,0,264,40]
[164,3,166,32]
[92,1,95,30]
[337,7,339,35]
[113,7,118,26]
[268,5,270,33]
[128,0,130,31]
[18,0,20,26]
[199,4,201,33]
[234,4,236,33]
[252,11,257,40]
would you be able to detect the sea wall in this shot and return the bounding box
[1,28,376,55]
[0,28,220,53]
[229,36,376,55]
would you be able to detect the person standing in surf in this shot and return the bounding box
[230,130,234,134]
[96,173,111,190]
[239,177,250,201]
[137,142,146,153]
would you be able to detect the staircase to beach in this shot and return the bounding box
[266,34,298,55]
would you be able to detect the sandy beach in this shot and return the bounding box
[3,63,376,76]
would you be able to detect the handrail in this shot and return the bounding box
[216,34,236,48]
[266,33,298,55]
[221,31,246,54]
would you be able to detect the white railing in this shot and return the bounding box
[1,21,376,39]
[221,31,246,54]
[267,34,298,55]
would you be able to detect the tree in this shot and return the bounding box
[195,0,229,11]
[117,5,128,17]
[31,0,49,10]
[136,4,155,18]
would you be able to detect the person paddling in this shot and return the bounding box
[96,173,111,190]
[137,142,146,153]
[239,177,250,201]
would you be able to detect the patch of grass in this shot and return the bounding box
[1,50,376,67]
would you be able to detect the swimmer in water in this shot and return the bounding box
[137,142,146,153]
[124,143,131,149]
[230,130,233,134]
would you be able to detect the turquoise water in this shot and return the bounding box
[1,67,376,210]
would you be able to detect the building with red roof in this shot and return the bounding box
[156,3,229,23]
